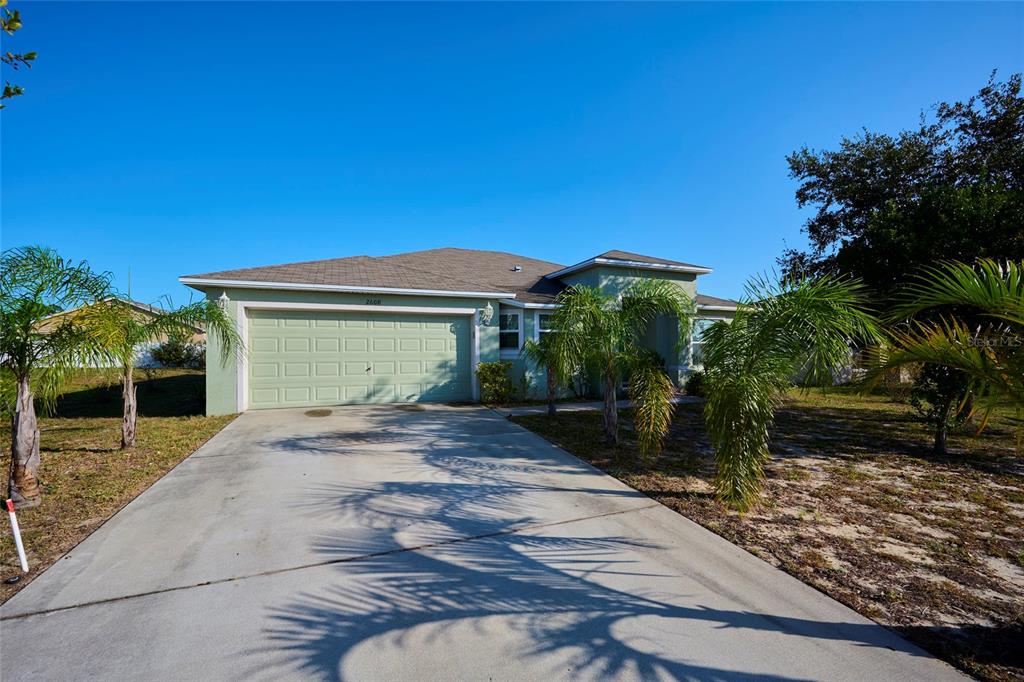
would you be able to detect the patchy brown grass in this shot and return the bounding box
[1,369,234,604]
[513,390,1024,682]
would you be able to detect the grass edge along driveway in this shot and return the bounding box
[1,369,235,603]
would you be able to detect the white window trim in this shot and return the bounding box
[687,316,730,368]
[533,310,555,342]
[234,301,480,411]
[498,310,523,359]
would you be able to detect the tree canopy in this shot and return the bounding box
[781,72,1024,301]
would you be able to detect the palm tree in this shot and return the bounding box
[0,246,112,508]
[701,274,881,511]
[875,259,1023,442]
[520,334,571,417]
[546,279,693,458]
[77,297,241,449]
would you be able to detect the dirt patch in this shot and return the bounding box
[304,409,333,417]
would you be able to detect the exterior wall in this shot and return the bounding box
[580,268,699,389]
[200,286,501,415]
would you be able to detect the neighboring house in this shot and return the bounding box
[38,299,206,368]
[180,248,737,415]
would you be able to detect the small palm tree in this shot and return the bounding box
[701,274,881,511]
[78,297,241,448]
[875,259,1023,439]
[520,334,571,417]
[0,246,113,508]
[547,279,693,458]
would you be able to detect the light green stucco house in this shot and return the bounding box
[180,248,737,415]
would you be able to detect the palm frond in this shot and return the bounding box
[703,273,880,511]
[871,258,1024,438]
[889,260,1024,326]
[628,358,676,461]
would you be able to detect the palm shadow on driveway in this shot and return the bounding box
[250,409,933,681]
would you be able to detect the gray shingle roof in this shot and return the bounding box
[183,248,719,305]
[184,248,569,303]
[696,293,739,309]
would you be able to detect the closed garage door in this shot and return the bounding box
[247,309,473,409]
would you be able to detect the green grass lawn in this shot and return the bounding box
[513,389,1023,682]
[1,369,235,603]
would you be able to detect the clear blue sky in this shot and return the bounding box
[2,2,1021,304]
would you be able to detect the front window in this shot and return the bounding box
[537,313,554,341]
[499,313,520,351]
[691,319,713,366]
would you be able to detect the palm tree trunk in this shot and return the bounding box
[934,394,953,456]
[603,372,619,445]
[546,367,557,416]
[121,365,137,449]
[9,374,42,508]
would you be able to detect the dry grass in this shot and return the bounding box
[1,369,235,603]
[513,389,1024,682]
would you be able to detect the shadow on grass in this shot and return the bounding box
[50,371,206,419]
[897,621,1024,675]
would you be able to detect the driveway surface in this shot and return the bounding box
[1,405,963,681]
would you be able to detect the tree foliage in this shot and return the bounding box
[1,0,36,109]
[702,274,881,511]
[1,246,113,506]
[781,72,1024,298]
[520,333,571,417]
[77,296,240,448]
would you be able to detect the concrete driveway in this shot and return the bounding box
[1,405,962,681]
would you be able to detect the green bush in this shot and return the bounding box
[684,369,706,397]
[151,335,205,369]
[477,361,516,405]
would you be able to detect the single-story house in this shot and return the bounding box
[38,299,206,368]
[180,248,737,415]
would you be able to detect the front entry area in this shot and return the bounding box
[247,308,473,408]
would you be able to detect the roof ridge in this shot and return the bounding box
[383,246,566,269]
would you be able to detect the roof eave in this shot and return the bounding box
[498,299,560,309]
[544,257,713,280]
[179,277,515,300]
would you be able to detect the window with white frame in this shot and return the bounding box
[499,312,521,352]
[537,312,554,341]
[691,319,713,366]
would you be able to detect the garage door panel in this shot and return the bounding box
[314,363,340,377]
[345,338,368,352]
[252,338,279,353]
[315,338,340,352]
[283,363,310,377]
[315,386,340,401]
[248,310,472,409]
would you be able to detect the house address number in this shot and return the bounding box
[365,298,383,305]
